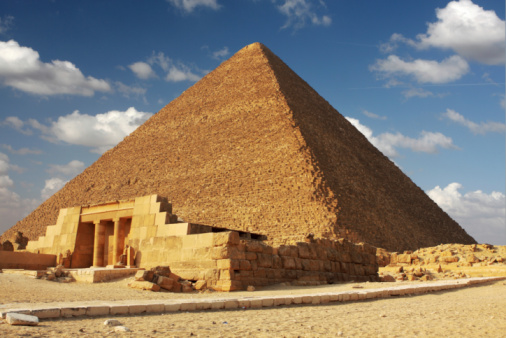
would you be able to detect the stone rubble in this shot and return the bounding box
[5,313,39,326]
[377,244,505,282]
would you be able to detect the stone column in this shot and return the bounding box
[113,218,123,265]
[92,220,105,267]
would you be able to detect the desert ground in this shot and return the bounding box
[1,271,505,337]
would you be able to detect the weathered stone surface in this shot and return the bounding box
[104,319,122,327]
[3,43,475,252]
[6,313,39,326]
[128,281,160,291]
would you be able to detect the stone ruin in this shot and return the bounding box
[22,194,379,291]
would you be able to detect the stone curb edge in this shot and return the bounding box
[1,277,504,320]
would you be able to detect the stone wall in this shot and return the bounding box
[0,251,56,270]
[132,231,379,291]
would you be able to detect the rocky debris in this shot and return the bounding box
[247,285,256,292]
[39,265,75,283]
[377,244,505,282]
[5,313,39,326]
[114,326,131,332]
[104,319,122,327]
[128,266,201,293]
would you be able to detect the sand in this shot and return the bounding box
[1,273,505,337]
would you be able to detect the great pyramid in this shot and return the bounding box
[1,42,476,252]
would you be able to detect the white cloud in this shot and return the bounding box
[128,61,157,80]
[427,183,506,245]
[370,54,469,84]
[402,87,435,99]
[13,107,152,154]
[131,52,203,83]
[1,144,42,155]
[0,152,10,175]
[2,116,32,135]
[41,177,67,200]
[115,82,147,99]
[381,1,505,65]
[362,110,386,120]
[0,15,13,34]
[212,46,229,60]
[276,0,332,30]
[0,152,39,234]
[346,117,458,158]
[0,40,111,96]
[165,64,201,82]
[415,0,505,65]
[167,0,220,13]
[47,160,85,177]
[442,109,506,134]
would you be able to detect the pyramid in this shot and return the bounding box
[1,42,476,252]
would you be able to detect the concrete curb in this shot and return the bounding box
[1,277,504,320]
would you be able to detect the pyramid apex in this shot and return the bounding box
[240,42,269,53]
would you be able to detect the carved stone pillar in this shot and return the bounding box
[92,220,105,267]
[113,218,124,265]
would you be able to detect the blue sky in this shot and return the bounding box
[0,0,504,245]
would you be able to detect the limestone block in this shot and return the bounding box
[6,313,39,326]
[245,252,257,260]
[261,298,274,307]
[249,299,263,308]
[128,281,160,291]
[211,300,226,309]
[164,303,181,312]
[135,270,154,282]
[220,280,242,291]
[213,232,240,246]
[85,306,110,317]
[109,305,129,315]
[257,253,273,268]
[128,305,147,314]
[146,304,164,313]
[245,241,264,253]
[195,302,212,310]
[239,259,252,270]
[31,308,60,319]
[281,256,296,269]
[61,307,87,318]
[224,300,239,309]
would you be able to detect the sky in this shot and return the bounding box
[0,0,504,245]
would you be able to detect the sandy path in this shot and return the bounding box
[1,274,505,337]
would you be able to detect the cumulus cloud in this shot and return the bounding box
[427,183,506,245]
[346,117,458,158]
[41,177,67,200]
[165,64,201,82]
[415,0,505,65]
[8,107,152,154]
[0,40,111,96]
[167,0,220,13]
[370,54,469,84]
[442,109,506,134]
[47,160,84,176]
[275,0,332,30]
[128,61,157,80]
[381,0,505,65]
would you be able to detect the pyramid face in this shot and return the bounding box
[1,43,476,252]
